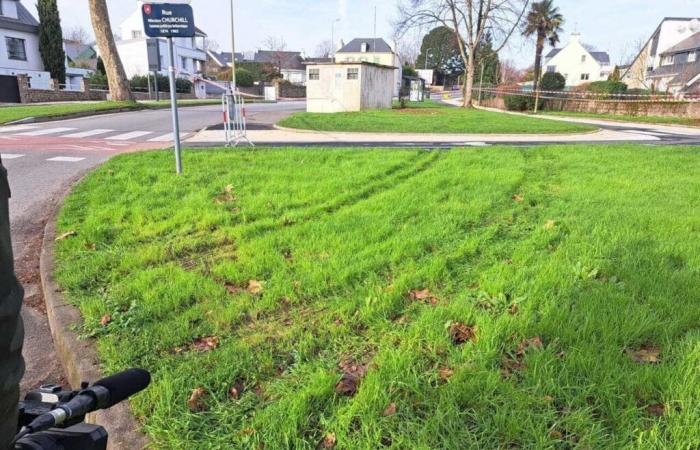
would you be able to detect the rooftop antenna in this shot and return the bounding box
[373,5,377,61]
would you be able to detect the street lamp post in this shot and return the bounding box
[331,18,340,58]
[229,0,237,91]
[425,48,433,70]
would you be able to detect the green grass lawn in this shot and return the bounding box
[541,110,700,127]
[55,145,700,449]
[0,99,223,125]
[279,102,596,134]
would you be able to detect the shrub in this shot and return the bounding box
[540,72,566,91]
[588,80,628,95]
[235,68,254,87]
[129,74,192,93]
[504,94,542,112]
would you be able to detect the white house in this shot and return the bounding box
[622,17,700,94]
[335,38,401,96]
[306,62,394,113]
[543,33,611,87]
[116,1,207,79]
[0,0,50,88]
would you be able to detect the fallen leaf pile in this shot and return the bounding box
[192,336,221,353]
[318,432,336,449]
[55,230,77,241]
[448,322,477,345]
[382,403,397,417]
[99,315,111,327]
[214,184,237,204]
[335,359,369,397]
[248,280,263,295]
[646,404,665,417]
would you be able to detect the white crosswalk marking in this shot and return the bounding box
[47,156,86,162]
[0,125,38,133]
[62,129,115,138]
[105,131,153,140]
[1,153,24,159]
[148,133,187,142]
[16,127,76,136]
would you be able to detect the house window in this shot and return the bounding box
[181,56,188,70]
[547,65,556,73]
[347,68,359,80]
[361,42,369,53]
[581,55,586,62]
[662,55,674,65]
[132,30,143,39]
[309,68,320,80]
[5,37,27,61]
[580,73,590,81]
[689,52,697,63]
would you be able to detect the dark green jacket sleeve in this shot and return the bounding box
[0,158,24,448]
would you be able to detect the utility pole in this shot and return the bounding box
[425,48,433,70]
[331,18,340,58]
[229,0,237,91]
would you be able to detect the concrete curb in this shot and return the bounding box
[5,107,145,125]
[40,200,149,450]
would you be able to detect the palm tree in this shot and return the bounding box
[88,0,133,101]
[523,0,564,92]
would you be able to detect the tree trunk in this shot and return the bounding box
[462,47,476,108]
[88,0,133,102]
[533,31,545,92]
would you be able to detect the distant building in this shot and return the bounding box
[253,50,306,84]
[116,1,208,79]
[306,62,395,113]
[64,40,97,69]
[623,17,700,94]
[335,38,401,96]
[543,33,611,87]
[0,0,51,87]
[206,50,245,71]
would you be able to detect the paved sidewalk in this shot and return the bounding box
[187,127,658,146]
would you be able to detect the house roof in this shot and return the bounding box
[647,60,700,87]
[661,32,700,55]
[208,51,245,67]
[254,51,305,70]
[302,57,334,64]
[337,38,393,54]
[0,0,39,33]
[545,47,610,64]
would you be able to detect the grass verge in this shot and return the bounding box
[279,102,596,134]
[55,145,700,449]
[0,99,223,125]
[541,110,700,127]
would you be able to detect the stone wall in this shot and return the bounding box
[277,81,306,99]
[17,74,195,103]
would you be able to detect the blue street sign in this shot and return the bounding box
[142,3,195,38]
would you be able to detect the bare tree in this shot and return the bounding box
[88,0,133,101]
[396,0,530,107]
[204,38,220,53]
[619,36,651,90]
[499,58,524,83]
[262,36,287,52]
[64,25,91,44]
[394,30,421,66]
[315,40,334,58]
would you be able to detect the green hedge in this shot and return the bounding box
[504,95,542,112]
[588,80,628,95]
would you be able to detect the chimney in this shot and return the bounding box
[571,32,581,44]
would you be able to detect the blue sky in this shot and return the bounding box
[24,0,700,68]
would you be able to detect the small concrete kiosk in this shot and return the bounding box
[305,62,396,113]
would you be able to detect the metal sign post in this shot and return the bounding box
[142,2,195,174]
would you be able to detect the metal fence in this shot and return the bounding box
[222,92,253,147]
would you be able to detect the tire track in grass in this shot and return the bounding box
[235,151,443,240]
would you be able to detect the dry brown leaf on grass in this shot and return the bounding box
[187,387,207,412]
[447,322,477,345]
[318,433,336,449]
[248,280,263,295]
[335,359,369,397]
[382,403,397,417]
[438,367,454,382]
[409,289,439,305]
[626,346,661,364]
[501,337,544,378]
[55,231,77,241]
[508,303,519,315]
[646,404,665,417]
[99,315,111,327]
[512,194,524,202]
[192,336,220,353]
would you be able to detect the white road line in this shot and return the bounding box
[148,133,188,142]
[1,153,24,159]
[62,129,115,138]
[0,136,20,141]
[0,125,38,133]
[105,131,153,141]
[47,156,86,162]
[16,127,76,136]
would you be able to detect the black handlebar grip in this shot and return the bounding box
[94,368,151,407]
